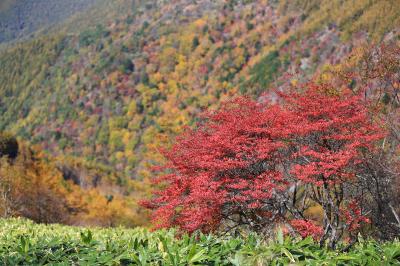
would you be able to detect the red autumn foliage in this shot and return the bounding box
[332,43,400,240]
[290,219,323,240]
[143,82,385,246]
[341,200,371,232]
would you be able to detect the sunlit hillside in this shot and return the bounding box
[0,0,399,229]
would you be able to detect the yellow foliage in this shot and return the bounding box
[0,143,82,224]
[79,190,147,227]
[115,151,125,161]
[193,18,206,29]
[280,0,400,41]
[179,32,195,56]
[127,101,137,117]
[108,71,120,86]
[150,72,163,84]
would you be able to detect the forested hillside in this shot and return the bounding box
[0,0,399,227]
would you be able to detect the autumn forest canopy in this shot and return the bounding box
[0,0,400,262]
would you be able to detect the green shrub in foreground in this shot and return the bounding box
[0,218,399,265]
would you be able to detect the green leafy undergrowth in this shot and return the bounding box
[0,218,399,265]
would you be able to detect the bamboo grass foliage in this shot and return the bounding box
[0,218,399,265]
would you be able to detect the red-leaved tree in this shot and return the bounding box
[143,83,385,248]
[330,43,400,240]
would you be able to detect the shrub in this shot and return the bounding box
[143,83,385,248]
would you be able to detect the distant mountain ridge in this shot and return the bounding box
[0,0,103,43]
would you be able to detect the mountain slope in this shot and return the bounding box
[0,0,399,192]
